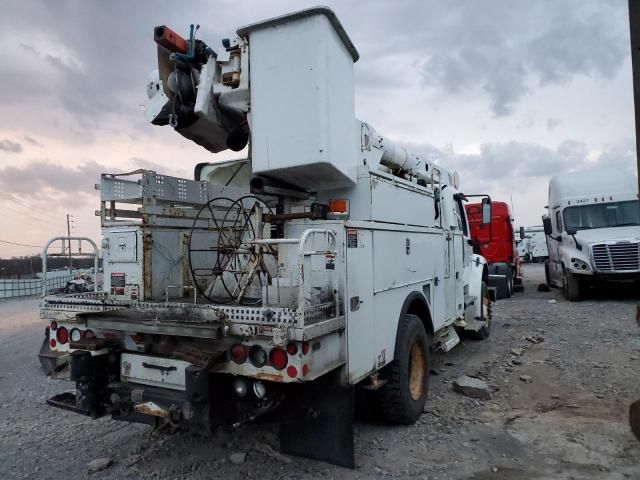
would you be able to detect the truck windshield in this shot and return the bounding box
[563,200,640,231]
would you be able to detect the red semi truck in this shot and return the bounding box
[465,200,523,299]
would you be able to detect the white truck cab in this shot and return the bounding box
[543,169,640,300]
[517,226,548,262]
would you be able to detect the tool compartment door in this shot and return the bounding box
[345,228,376,384]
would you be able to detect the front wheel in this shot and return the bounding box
[544,260,552,286]
[377,314,430,425]
[470,281,492,340]
[563,268,582,301]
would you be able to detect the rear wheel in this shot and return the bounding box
[562,268,581,301]
[470,281,492,340]
[377,314,430,425]
[506,269,514,297]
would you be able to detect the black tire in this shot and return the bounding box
[562,268,581,301]
[506,270,514,298]
[544,260,552,287]
[377,314,430,425]
[470,281,492,340]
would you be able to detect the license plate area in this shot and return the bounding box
[121,353,191,391]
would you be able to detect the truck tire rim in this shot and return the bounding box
[408,340,425,401]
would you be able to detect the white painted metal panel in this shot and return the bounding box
[246,10,357,190]
[107,231,137,263]
[121,353,192,391]
[346,229,376,383]
[372,231,435,294]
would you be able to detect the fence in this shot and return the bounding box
[0,273,74,300]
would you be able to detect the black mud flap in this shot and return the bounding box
[630,399,640,442]
[280,379,355,469]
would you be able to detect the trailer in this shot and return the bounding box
[40,7,491,468]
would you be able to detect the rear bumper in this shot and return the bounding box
[107,376,212,434]
[45,349,214,434]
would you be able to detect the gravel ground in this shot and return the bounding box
[1,264,639,479]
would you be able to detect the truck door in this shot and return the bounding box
[547,208,563,284]
[452,195,467,317]
[440,187,460,321]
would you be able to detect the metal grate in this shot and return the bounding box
[592,242,640,272]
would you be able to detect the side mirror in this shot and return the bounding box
[481,197,492,225]
[566,228,577,236]
[519,226,525,240]
[542,217,552,236]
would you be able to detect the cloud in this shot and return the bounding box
[0,160,120,196]
[23,136,43,147]
[417,0,628,116]
[129,157,191,179]
[546,118,561,131]
[0,140,23,153]
[405,138,636,186]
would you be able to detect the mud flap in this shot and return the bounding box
[280,380,355,469]
[38,331,70,378]
[630,399,640,442]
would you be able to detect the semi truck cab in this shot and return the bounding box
[543,169,640,301]
[465,200,522,299]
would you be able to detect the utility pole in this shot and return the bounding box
[629,0,640,192]
[66,214,73,270]
[626,0,640,442]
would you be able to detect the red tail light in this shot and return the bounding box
[286,343,298,355]
[269,348,288,370]
[301,342,310,355]
[230,344,248,364]
[50,339,56,348]
[56,327,69,345]
[50,321,58,331]
[286,365,298,378]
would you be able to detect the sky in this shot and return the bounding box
[0,0,636,257]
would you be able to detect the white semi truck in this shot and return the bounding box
[517,226,548,263]
[39,8,492,467]
[543,168,640,301]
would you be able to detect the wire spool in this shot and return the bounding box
[188,196,275,304]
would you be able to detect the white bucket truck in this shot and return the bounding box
[543,168,640,301]
[39,7,491,467]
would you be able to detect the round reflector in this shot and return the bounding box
[83,329,96,340]
[230,344,248,364]
[249,345,267,368]
[301,342,310,355]
[70,328,81,342]
[286,343,298,356]
[50,339,56,348]
[56,327,69,344]
[50,321,58,331]
[286,365,298,378]
[269,348,288,370]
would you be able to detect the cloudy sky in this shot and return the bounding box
[0,0,635,257]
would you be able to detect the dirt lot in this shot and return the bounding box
[1,264,639,479]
